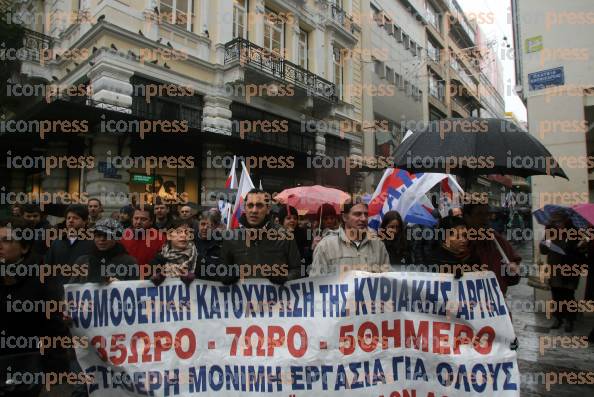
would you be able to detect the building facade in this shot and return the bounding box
[511,0,594,301]
[3,0,365,211]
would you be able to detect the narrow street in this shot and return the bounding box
[507,242,594,396]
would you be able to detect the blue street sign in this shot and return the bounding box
[528,67,565,91]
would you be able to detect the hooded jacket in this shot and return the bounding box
[220,214,303,284]
[309,227,390,276]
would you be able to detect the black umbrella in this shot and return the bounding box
[392,118,568,180]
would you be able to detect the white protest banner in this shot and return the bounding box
[64,271,520,396]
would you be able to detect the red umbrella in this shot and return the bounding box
[572,203,594,226]
[275,185,350,215]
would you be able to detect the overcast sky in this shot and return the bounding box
[458,0,527,121]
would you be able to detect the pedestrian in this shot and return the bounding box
[10,204,22,217]
[427,216,472,276]
[309,202,390,276]
[44,205,95,298]
[154,197,174,231]
[0,218,70,397]
[193,211,230,282]
[207,207,225,230]
[72,218,138,283]
[378,211,411,269]
[149,219,198,285]
[21,203,52,255]
[119,205,134,229]
[87,198,104,228]
[178,204,200,234]
[311,203,340,251]
[121,205,166,279]
[221,189,303,284]
[463,203,521,296]
[278,205,312,267]
[448,207,463,218]
[539,211,585,332]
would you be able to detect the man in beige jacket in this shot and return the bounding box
[308,202,390,276]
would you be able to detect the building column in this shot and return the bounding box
[88,53,134,113]
[84,135,131,214]
[202,95,233,135]
[40,142,69,193]
[309,28,325,76]
[201,144,230,206]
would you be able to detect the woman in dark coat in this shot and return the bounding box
[378,211,411,270]
[539,211,587,332]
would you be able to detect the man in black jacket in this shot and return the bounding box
[44,205,94,298]
[221,189,303,284]
[72,218,138,283]
[0,218,70,396]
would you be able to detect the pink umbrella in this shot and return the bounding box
[275,185,351,215]
[572,203,594,226]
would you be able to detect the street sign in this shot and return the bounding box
[131,174,154,184]
[528,67,564,91]
[98,161,122,179]
[525,35,543,53]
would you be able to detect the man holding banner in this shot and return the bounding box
[309,202,390,276]
[221,189,303,284]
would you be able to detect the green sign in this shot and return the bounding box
[131,174,154,184]
[525,36,543,53]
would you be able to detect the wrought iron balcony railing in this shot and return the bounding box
[224,38,338,103]
[21,28,53,64]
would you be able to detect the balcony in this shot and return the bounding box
[324,2,357,42]
[446,0,475,47]
[19,28,54,81]
[224,38,337,113]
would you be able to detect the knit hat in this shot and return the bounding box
[93,218,124,240]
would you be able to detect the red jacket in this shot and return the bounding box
[121,229,166,279]
[470,231,521,295]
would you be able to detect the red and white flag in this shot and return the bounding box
[225,155,238,189]
[229,161,255,229]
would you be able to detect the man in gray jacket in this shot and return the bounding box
[309,202,390,277]
[221,189,303,284]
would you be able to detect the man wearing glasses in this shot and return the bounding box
[221,189,303,284]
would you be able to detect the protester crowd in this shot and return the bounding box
[1,191,592,396]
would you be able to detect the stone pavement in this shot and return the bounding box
[506,241,594,396]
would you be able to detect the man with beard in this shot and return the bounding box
[221,189,303,284]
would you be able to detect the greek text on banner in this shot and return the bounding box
[64,271,520,396]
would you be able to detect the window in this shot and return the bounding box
[395,72,402,88]
[386,66,394,83]
[233,0,247,39]
[427,39,441,62]
[264,8,284,55]
[384,17,393,35]
[404,79,410,95]
[403,33,410,49]
[429,74,445,101]
[333,46,344,100]
[160,0,194,31]
[373,58,385,78]
[298,28,308,69]
[371,3,383,25]
[410,40,417,56]
[426,1,440,31]
[395,25,403,42]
